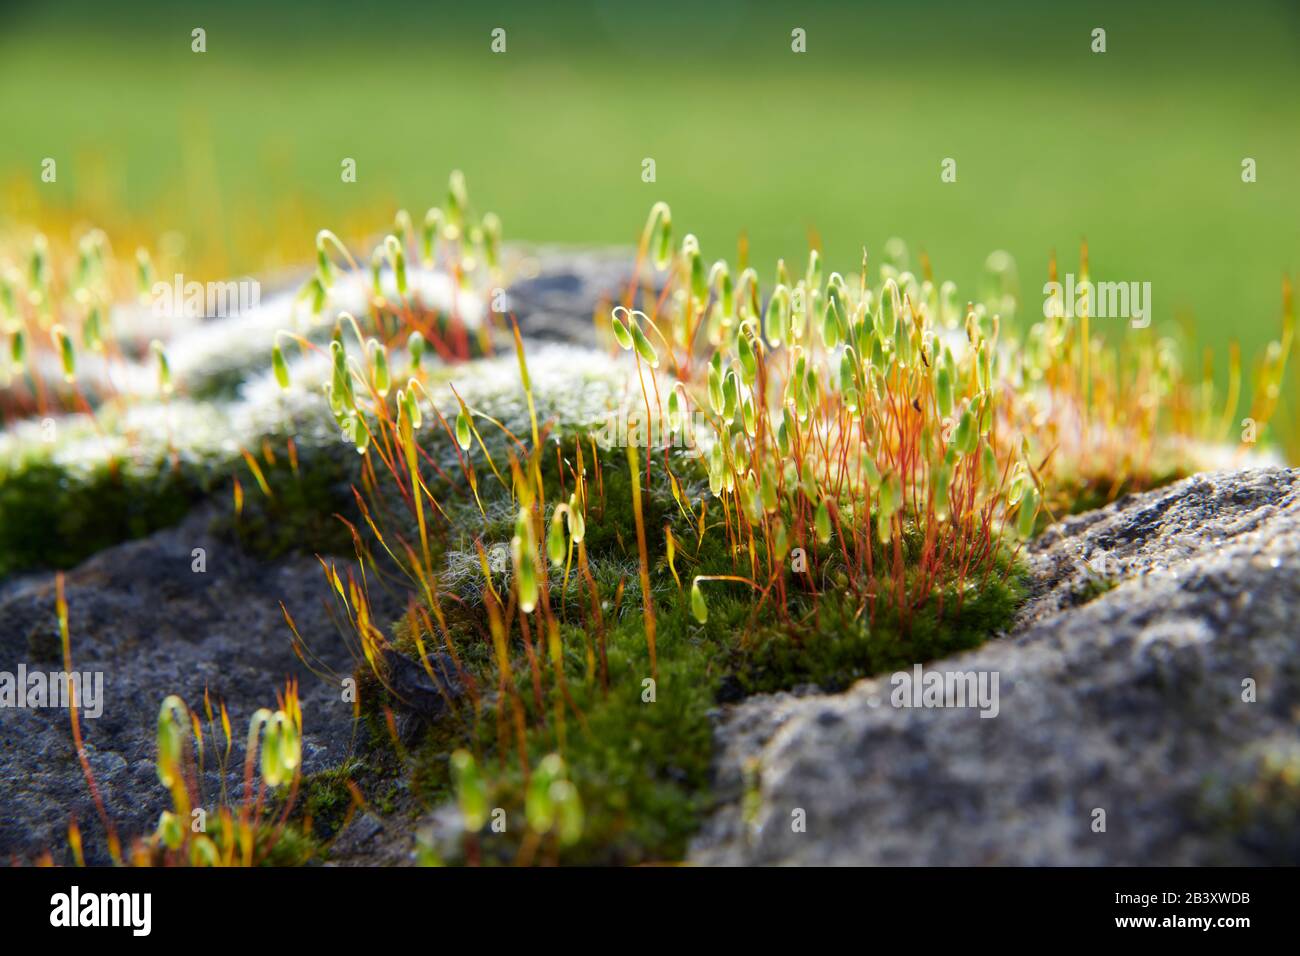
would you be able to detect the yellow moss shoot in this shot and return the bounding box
[627,441,657,676]
[52,325,76,382]
[151,339,172,395]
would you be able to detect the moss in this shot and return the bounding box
[0,458,201,579]
[299,760,363,840]
[1070,574,1118,607]
[257,823,319,866]
[218,445,359,559]
[738,564,1028,695]
[0,432,361,579]
[1056,468,1188,519]
[0,380,361,579]
[186,365,253,402]
[377,435,1028,864]
[394,557,1026,864]
[184,812,319,867]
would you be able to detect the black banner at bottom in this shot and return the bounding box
[0,865,1285,942]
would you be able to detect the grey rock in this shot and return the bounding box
[0,505,402,865]
[380,647,461,724]
[690,467,1300,865]
[505,246,659,344]
[0,249,629,866]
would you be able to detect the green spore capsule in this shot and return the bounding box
[548,506,567,566]
[738,328,758,383]
[815,497,832,544]
[566,492,585,543]
[667,387,682,432]
[30,235,49,291]
[708,362,724,415]
[610,310,634,350]
[526,754,565,833]
[710,261,733,318]
[512,508,539,613]
[1017,487,1040,538]
[551,780,584,846]
[765,283,790,346]
[450,750,489,832]
[155,696,186,788]
[53,325,76,382]
[158,811,183,850]
[447,169,469,232]
[404,387,422,430]
[646,202,673,271]
[83,306,104,353]
[805,248,822,292]
[408,330,425,371]
[272,342,291,390]
[370,339,391,396]
[10,328,26,370]
[936,365,954,417]
[690,579,708,624]
[135,247,153,300]
[761,466,779,512]
[722,369,739,420]
[385,235,408,297]
[683,234,707,302]
[631,320,659,367]
[455,408,473,450]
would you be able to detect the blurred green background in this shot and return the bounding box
[2,0,1298,378]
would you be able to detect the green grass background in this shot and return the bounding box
[2,0,1298,393]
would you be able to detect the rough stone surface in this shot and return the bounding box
[0,251,633,865]
[0,505,401,865]
[506,246,659,343]
[689,467,1300,865]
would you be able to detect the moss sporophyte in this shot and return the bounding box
[5,173,1290,865]
[250,178,1290,863]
